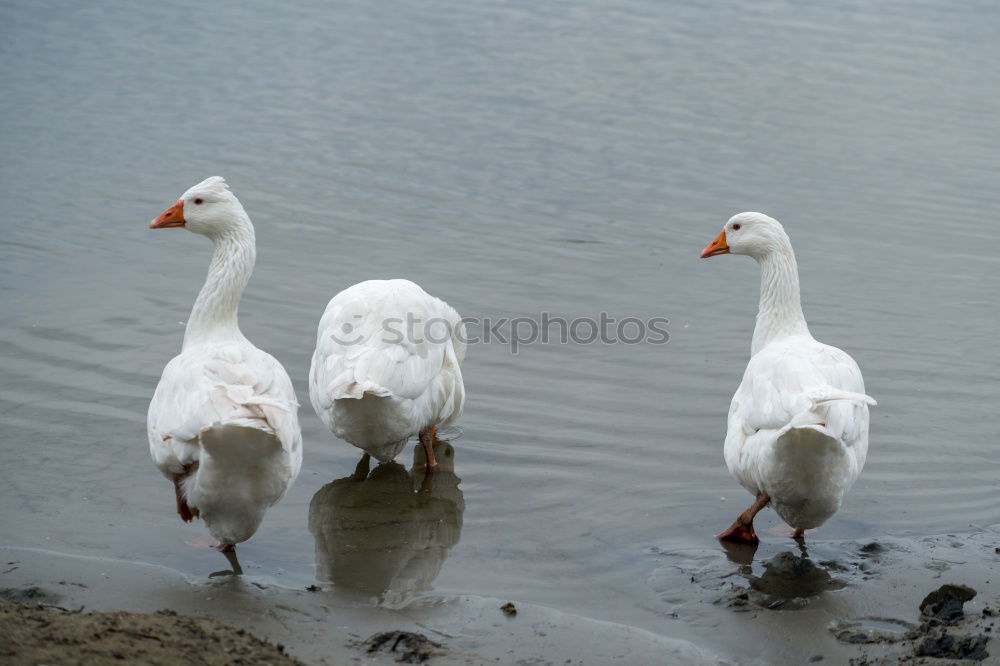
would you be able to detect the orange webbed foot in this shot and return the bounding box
[716,522,760,545]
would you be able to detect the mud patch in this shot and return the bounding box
[0,586,62,605]
[0,599,304,665]
[915,631,990,660]
[836,584,993,664]
[832,617,915,645]
[718,551,846,610]
[750,552,846,599]
[650,529,998,664]
[364,631,443,663]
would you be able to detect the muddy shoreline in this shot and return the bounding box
[0,599,307,666]
[0,546,727,665]
[2,525,996,665]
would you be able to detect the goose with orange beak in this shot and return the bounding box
[146,177,302,575]
[700,212,875,544]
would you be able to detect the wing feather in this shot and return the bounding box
[311,279,465,405]
[731,336,870,442]
[148,342,301,478]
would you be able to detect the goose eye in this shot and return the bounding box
[193,198,204,205]
[732,223,741,231]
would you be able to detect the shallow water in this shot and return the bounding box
[1,0,998,661]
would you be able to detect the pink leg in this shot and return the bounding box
[419,426,438,469]
[716,491,770,545]
[172,463,200,523]
[765,524,816,538]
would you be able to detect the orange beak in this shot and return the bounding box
[700,229,729,258]
[150,200,185,229]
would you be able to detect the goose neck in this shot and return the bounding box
[752,245,810,355]
[183,225,255,348]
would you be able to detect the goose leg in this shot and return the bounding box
[209,543,243,577]
[173,477,199,522]
[172,462,200,522]
[173,478,193,522]
[352,453,371,481]
[419,426,438,470]
[716,491,770,544]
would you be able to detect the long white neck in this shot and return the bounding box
[751,242,810,355]
[183,220,255,349]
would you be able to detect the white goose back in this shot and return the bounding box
[705,212,875,532]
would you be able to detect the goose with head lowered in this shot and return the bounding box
[146,177,302,574]
[309,279,465,470]
[701,212,875,544]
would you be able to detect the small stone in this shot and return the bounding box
[859,542,885,557]
[919,584,976,624]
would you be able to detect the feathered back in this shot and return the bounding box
[311,279,464,403]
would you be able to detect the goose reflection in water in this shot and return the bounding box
[308,439,463,604]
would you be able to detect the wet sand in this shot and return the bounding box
[648,526,998,664]
[0,598,305,666]
[2,525,995,665]
[0,547,726,665]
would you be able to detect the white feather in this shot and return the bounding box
[309,279,466,462]
[711,212,875,531]
[146,179,302,546]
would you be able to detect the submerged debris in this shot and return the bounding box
[858,542,886,558]
[364,631,442,663]
[0,586,61,605]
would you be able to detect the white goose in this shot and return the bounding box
[701,212,875,543]
[309,279,465,468]
[146,177,302,572]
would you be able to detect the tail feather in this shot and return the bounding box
[329,380,394,400]
[787,388,875,430]
[805,387,877,408]
[217,384,298,411]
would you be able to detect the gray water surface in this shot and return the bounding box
[1,0,998,661]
